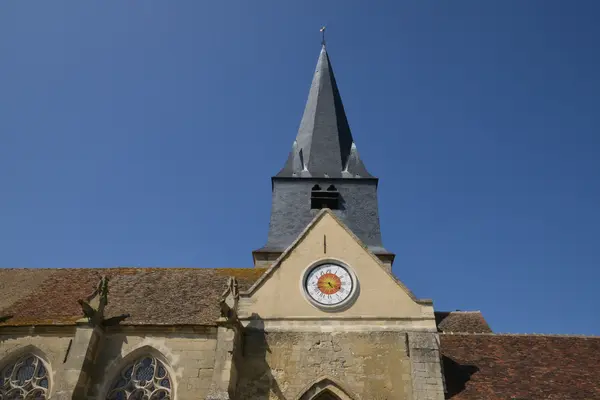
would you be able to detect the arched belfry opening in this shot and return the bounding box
[311,184,340,210]
[296,377,356,400]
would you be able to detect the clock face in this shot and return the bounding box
[304,263,354,307]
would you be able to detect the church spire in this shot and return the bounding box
[256,39,392,269]
[276,45,373,179]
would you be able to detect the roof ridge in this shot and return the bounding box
[0,266,254,271]
[436,310,483,314]
[441,332,600,338]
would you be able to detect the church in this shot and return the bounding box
[1,43,599,400]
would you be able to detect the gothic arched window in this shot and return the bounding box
[106,356,172,400]
[0,354,49,399]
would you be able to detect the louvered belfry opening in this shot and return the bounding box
[311,184,340,210]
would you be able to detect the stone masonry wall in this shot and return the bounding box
[91,330,218,400]
[0,330,74,399]
[0,328,219,400]
[407,333,445,400]
[1,328,445,400]
[235,330,413,400]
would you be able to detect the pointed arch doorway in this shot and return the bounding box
[296,377,357,400]
[313,390,342,400]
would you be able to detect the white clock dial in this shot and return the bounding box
[304,263,354,306]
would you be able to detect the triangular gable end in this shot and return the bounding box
[242,209,431,306]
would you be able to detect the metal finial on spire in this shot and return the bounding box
[320,26,326,46]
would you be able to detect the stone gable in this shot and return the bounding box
[239,210,434,325]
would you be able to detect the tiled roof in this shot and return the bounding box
[0,268,264,326]
[440,333,600,399]
[435,311,492,333]
[1,266,492,331]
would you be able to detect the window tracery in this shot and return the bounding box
[106,356,172,400]
[0,354,49,400]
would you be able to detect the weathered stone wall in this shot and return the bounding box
[1,327,445,400]
[91,328,218,400]
[0,328,75,399]
[235,330,413,400]
[0,326,221,400]
[407,333,445,400]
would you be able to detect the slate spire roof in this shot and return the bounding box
[277,45,373,178]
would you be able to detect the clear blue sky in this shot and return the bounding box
[1,1,599,336]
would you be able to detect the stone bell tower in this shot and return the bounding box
[253,44,395,269]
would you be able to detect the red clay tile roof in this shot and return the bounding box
[435,311,492,333]
[440,333,600,399]
[0,268,265,326]
[0,267,491,331]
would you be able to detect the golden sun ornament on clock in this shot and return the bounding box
[303,262,358,310]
